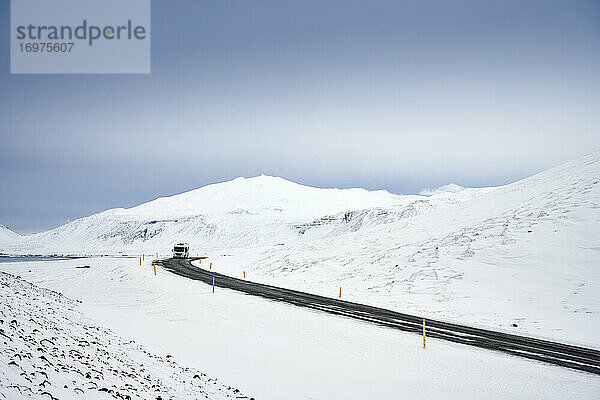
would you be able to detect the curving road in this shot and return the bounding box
[157,257,600,375]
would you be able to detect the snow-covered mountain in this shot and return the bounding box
[209,150,600,344]
[0,175,493,255]
[0,225,19,245]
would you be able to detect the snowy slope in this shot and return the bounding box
[209,151,600,345]
[0,271,250,400]
[0,175,493,254]
[0,225,19,245]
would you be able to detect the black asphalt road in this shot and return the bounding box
[158,257,600,375]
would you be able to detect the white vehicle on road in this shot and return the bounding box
[172,243,189,258]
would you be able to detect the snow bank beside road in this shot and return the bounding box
[0,270,251,400]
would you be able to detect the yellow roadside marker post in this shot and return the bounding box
[423,319,426,349]
[153,264,156,276]
[139,257,141,266]
[142,254,144,261]
[212,277,215,293]
[339,287,342,298]
[243,271,245,279]
[210,262,212,270]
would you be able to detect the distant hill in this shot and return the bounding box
[0,174,491,254]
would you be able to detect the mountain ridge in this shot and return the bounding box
[0,174,492,254]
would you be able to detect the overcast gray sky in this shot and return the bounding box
[1,0,599,233]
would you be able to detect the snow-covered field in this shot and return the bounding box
[0,257,598,400]
[0,269,251,400]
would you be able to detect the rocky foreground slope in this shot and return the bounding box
[0,271,251,400]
